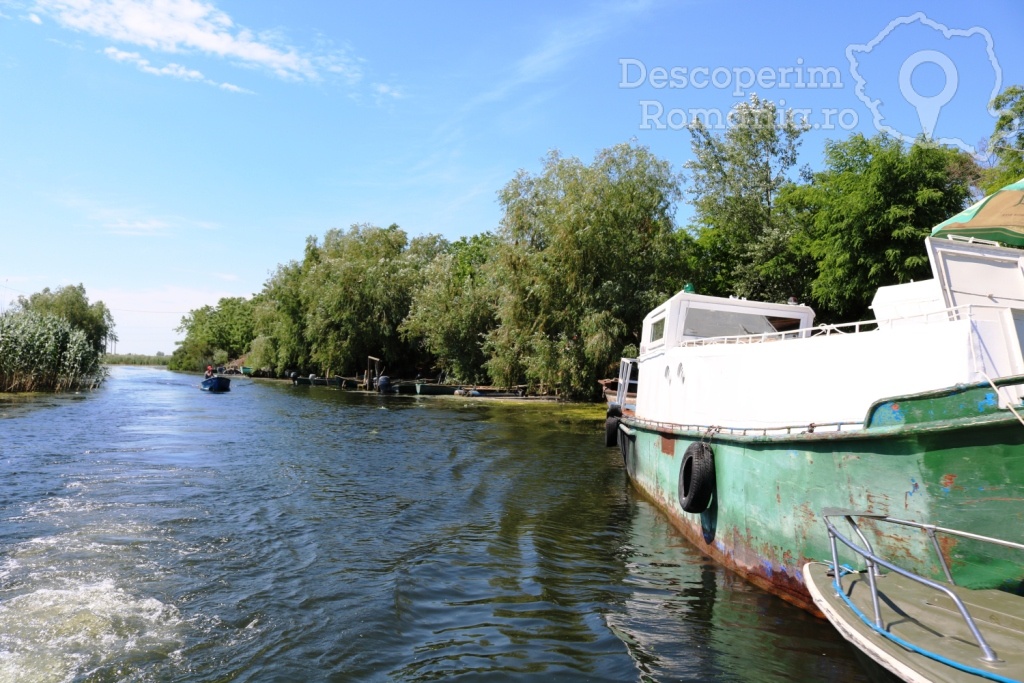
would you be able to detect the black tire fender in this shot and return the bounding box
[678,442,715,513]
[604,416,619,447]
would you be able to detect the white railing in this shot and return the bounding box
[677,304,997,348]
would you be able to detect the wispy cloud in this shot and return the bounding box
[31,0,360,82]
[469,1,655,108]
[370,82,405,106]
[103,45,252,92]
[52,191,220,236]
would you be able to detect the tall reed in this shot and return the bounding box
[0,311,104,392]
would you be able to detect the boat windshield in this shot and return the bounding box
[683,308,803,339]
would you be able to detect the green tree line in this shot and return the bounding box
[171,87,1023,399]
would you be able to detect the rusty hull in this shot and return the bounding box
[618,400,1024,615]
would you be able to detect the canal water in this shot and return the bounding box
[0,366,880,682]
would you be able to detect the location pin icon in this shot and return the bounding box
[898,50,958,139]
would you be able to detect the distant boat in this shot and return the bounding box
[415,383,459,395]
[201,376,231,393]
[290,375,357,388]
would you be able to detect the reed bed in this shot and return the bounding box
[0,311,104,392]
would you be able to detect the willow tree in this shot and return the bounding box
[485,142,685,398]
[401,233,499,383]
[301,223,446,377]
[684,94,810,302]
[248,260,311,376]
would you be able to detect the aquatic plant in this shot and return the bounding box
[0,310,105,392]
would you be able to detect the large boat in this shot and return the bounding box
[607,184,1024,612]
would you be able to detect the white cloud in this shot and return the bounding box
[28,12,41,23]
[34,0,335,81]
[372,82,404,102]
[103,45,252,92]
[104,46,200,78]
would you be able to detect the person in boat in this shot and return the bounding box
[204,365,215,379]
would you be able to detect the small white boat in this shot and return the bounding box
[804,509,1024,683]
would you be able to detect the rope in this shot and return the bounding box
[980,372,1024,428]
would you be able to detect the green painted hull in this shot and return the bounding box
[619,379,1024,613]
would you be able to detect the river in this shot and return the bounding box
[0,365,882,682]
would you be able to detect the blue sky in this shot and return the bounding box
[1,0,1021,354]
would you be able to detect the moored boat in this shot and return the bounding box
[607,199,1024,611]
[201,376,231,393]
[804,509,1024,683]
[415,383,460,395]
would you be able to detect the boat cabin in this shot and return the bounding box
[627,237,1024,432]
[639,292,815,355]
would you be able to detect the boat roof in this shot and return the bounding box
[643,290,815,323]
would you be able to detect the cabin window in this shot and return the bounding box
[650,318,666,342]
[683,308,803,339]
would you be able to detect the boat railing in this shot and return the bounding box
[625,417,862,436]
[820,508,1024,664]
[615,357,638,411]
[677,303,1000,348]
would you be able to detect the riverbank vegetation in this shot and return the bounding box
[171,86,1023,399]
[0,285,114,392]
[103,353,169,366]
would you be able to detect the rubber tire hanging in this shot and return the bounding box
[678,442,715,513]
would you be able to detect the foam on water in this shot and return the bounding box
[0,480,186,681]
[0,580,184,683]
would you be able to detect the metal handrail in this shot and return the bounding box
[821,509,1024,663]
[615,357,638,409]
[676,303,1001,349]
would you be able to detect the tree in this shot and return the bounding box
[795,133,975,321]
[401,233,499,383]
[984,84,1024,193]
[485,142,684,397]
[684,94,809,302]
[300,224,445,377]
[17,284,116,354]
[248,260,311,376]
[168,297,255,371]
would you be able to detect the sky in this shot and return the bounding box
[0,0,1021,354]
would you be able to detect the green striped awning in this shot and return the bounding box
[931,178,1024,246]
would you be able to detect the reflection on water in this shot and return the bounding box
[0,366,874,681]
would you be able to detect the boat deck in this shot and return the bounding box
[804,561,1024,683]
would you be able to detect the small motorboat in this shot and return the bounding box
[804,508,1024,683]
[200,376,231,393]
